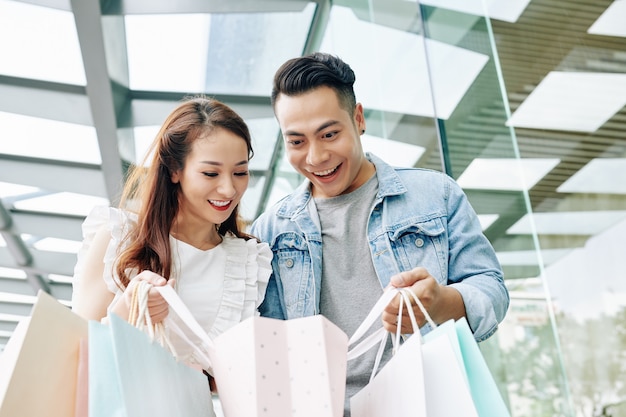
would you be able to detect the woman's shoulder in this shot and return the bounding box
[75,206,137,295]
[82,206,136,233]
[221,233,272,280]
[222,233,271,257]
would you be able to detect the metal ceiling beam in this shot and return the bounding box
[0,315,21,332]
[337,0,424,33]
[13,0,71,11]
[0,277,40,296]
[0,75,92,125]
[0,155,108,198]
[0,248,77,278]
[70,0,126,205]
[10,211,85,242]
[0,301,35,317]
[101,0,311,15]
[128,94,273,128]
[0,233,31,267]
[302,0,331,55]
[0,201,51,295]
[0,202,29,266]
[255,0,332,218]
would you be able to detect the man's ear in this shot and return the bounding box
[355,103,366,133]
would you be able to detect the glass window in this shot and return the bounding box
[0,0,85,85]
[125,3,316,94]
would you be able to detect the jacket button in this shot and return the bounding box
[285,258,294,268]
[415,238,424,248]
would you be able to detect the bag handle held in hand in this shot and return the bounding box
[347,288,437,381]
[128,281,177,355]
[348,288,436,346]
[153,285,216,371]
[346,287,437,361]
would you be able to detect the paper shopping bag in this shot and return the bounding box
[0,290,87,417]
[88,313,215,417]
[153,285,349,417]
[421,328,479,416]
[456,318,511,417]
[422,317,511,417]
[74,338,89,417]
[349,288,479,417]
[212,315,348,417]
[349,328,427,417]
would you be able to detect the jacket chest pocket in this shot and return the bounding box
[272,233,312,309]
[388,218,448,283]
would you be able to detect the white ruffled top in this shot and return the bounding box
[73,206,272,365]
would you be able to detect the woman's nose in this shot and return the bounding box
[217,178,236,198]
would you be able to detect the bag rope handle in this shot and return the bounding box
[154,285,215,372]
[128,280,178,356]
[401,288,437,330]
[366,288,432,381]
[347,287,439,380]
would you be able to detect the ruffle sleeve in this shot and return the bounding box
[247,239,272,312]
[207,235,272,340]
[72,205,136,296]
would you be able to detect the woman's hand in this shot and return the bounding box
[123,271,176,323]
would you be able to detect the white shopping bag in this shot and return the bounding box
[349,325,427,417]
[349,288,479,417]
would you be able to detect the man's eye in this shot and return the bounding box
[322,131,337,139]
[288,139,303,146]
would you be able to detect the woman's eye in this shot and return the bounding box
[234,171,249,177]
[203,172,218,177]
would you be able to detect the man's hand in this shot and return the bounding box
[382,267,465,333]
[382,267,439,333]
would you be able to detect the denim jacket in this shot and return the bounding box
[251,153,509,341]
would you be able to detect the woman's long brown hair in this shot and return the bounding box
[114,97,255,288]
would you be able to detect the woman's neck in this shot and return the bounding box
[170,220,222,251]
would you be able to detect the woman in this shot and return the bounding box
[71,96,272,369]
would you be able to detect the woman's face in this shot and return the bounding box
[171,128,250,228]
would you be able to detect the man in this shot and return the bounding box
[250,52,509,415]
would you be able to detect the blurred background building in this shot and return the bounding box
[0,0,625,416]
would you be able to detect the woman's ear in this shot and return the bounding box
[171,170,180,184]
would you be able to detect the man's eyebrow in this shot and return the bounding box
[283,120,341,136]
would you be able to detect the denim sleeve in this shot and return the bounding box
[258,274,286,319]
[444,177,510,342]
[250,216,287,320]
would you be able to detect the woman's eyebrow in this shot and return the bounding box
[200,160,248,166]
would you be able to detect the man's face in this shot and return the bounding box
[274,86,371,199]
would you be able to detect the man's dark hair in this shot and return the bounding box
[271,52,357,115]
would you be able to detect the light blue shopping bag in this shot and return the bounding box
[88,314,214,417]
[455,317,511,417]
[423,317,511,417]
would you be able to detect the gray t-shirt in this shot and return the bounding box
[314,174,391,417]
